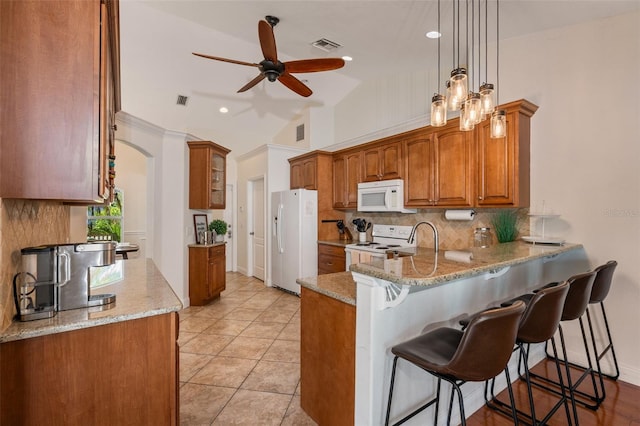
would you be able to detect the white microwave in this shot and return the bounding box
[357,179,416,213]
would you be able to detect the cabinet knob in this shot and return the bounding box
[112,124,118,131]
[478,196,484,200]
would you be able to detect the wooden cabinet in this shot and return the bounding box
[188,141,231,210]
[404,123,474,208]
[476,100,538,207]
[332,149,362,209]
[1,312,179,425]
[361,141,403,182]
[189,244,226,305]
[301,287,355,426]
[318,243,347,274]
[0,0,121,202]
[289,151,332,190]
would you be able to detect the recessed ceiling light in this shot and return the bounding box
[342,55,353,62]
[219,107,228,114]
[426,31,441,39]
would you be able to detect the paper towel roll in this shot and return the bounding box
[444,250,474,263]
[444,209,476,221]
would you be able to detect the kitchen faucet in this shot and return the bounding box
[407,221,439,253]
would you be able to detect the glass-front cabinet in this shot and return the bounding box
[188,141,231,210]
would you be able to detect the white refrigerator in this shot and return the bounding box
[271,189,318,295]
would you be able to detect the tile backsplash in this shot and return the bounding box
[0,199,69,330]
[345,208,530,249]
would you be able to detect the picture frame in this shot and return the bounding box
[193,214,208,244]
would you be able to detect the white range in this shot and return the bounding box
[344,224,416,269]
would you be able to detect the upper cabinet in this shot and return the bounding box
[404,123,474,208]
[333,149,362,210]
[361,141,403,182]
[476,99,538,207]
[0,0,121,203]
[289,151,332,190]
[188,141,231,210]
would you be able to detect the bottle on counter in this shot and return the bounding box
[474,227,493,248]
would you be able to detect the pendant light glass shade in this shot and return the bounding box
[465,92,482,124]
[460,104,475,131]
[479,83,495,117]
[449,68,468,105]
[431,94,448,127]
[446,81,460,111]
[490,109,507,138]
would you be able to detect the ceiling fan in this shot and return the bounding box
[193,15,345,98]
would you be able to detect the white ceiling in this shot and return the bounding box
[119,1,640,155]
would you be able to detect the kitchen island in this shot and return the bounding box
[298,241,588,425]
[0,258,182,425]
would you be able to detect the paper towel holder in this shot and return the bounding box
[444,209,476,221]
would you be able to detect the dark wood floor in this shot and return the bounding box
[467,359,640,425]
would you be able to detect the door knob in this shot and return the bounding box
[249,232,255,236]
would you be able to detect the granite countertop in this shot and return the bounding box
[0,258,182,343]
[317,239,352,247]
[297,272,356,306]
[350,241,583,287]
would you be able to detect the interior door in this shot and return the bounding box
[224,184,234,271]
[251,178,265,281]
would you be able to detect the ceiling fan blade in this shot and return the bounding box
[258,20,278,62]
[237,74,266,93]
[285,58,345,73]
[193,52,259,68]
[278,73,312,97]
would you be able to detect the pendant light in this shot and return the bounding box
[430,0,447,126]
[490,0,506,138]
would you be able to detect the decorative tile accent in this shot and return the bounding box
[0,199,70,330]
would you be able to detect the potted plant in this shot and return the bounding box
[491,209,519,243]
[209,219,228,242]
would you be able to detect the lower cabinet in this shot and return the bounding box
[0,312,179,425]
[189,244,226,305]
[300,287,355,426]
[318,243,347,274]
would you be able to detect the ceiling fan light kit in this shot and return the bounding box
[192,15,345,97]
[430,0,503,138]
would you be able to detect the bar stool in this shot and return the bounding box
[545,260,619,409]
[384,301,525,426]
[485,281,572,425]
[527,271,597,424]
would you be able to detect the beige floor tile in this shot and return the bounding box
[262,339,300,363]
[179,383,235,426]
[270,296,301,312]
[212,389,291,426]
[180,333,235,356]
[203,318,252,336]
[180,315,218,333]
[277,322,300,341]
[190,356,257,387]
[180,352,214,382]
[281,395,318,426]
[240,296,278,310]
[255,309,296,324]
[239,322,286,339]
[240,360,300,394]
[218,336,274,360]
[222,290,259,302]
[224,307,265,321]
[177,331,199,347]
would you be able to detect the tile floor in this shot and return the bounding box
[178,272,317,425]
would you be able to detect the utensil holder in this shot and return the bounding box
[359,232,367,243]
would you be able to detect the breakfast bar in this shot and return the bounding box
[298,241,588,425]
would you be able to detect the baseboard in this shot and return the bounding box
[237,266,248,276]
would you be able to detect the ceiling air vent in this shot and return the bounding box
[296,124,305,142]
[176,95,188,106]
[311,38,341,52]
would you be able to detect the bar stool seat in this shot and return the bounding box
[486,281,572,425]
[385,301,525,426]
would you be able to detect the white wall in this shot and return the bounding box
[330,11,640,385]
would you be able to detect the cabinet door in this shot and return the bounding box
[332,156,347,208]
[290,161,304,189]
[302,159,317,189]
[210,149,226,209]
[361,142,402,182]
[404,136,435,207]
[209,245,226,296]
[362,147,382,182]
[476,114,517,206]
[433,128,474,207]
[344,151,362,209]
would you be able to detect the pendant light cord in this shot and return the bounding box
[496,0,500,105]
